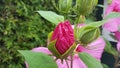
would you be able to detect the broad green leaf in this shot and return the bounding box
[37,11,64,25]
[103,38,118,56]
[18,50,58,68]
[105,12,120,19]
[78,52,103,68]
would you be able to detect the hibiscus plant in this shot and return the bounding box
[18,0,120,68]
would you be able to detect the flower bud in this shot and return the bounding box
[75,0,98,15]
[55,0,72,14]
[78,26,100,45]
[48,20,76,60]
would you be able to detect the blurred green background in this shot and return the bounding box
[0,0,56,68]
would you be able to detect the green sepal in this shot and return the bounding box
[61,43,77,60]
[48,40,77,60]
[48,31,53,41]
[48,40,61,58]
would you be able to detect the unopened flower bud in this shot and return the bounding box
[75,0,98,15]
[48,20,76,60]
[78,26,100,45]
[55,0,72,14]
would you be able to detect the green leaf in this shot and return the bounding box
[37,11,64,25]
[87,12,120,27]
[103,38,118,56]
[105,12,120,19]
[97,4,104,8]
[88,20,107,27]
[18,50,58,68]
[78,52,103,68]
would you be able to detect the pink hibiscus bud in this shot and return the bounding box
[75,0,98,15]
[48,20,76,60]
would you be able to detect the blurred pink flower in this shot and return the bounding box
[103,0,120,52]
[115,31,120,51]
[117,41,120,52]
[105,0,120,15]
[103,0,120,32]
[115,31,120,41]
[26,37,105,68]
[103,18,120,32]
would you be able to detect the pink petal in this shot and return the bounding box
[72,54,87,68]
[115,31,120,41]
[77,37,105,60]
[56,59,69,68]
[117,41,120,52]
[105,0,120,15]
[103,18,120,32]
[32,47,52,54]
[31,47,87,68]
[25,61,29,68]
[56,54,87,68]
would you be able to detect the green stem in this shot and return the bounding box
[70,54,73,68]
[65,60,69,68]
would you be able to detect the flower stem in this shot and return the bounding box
[65,60,69,68]
[70,54,73,68]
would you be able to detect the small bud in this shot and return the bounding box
[48,20,76,60]
[58,0,72,14]
[78,26,100,45]
[75,0,98,15]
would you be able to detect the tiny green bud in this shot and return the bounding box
[78,26,100,45]
[58,0,72,14]
[75,0,98,15]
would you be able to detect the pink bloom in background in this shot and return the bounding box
[103,0,120,52]
[103,18,120,32]
[105,0,120,15]
[115,31,120,41]
[51,20,75,54]
[115,31,120,51]
[26,37,105,68]
[103,0,120,32]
